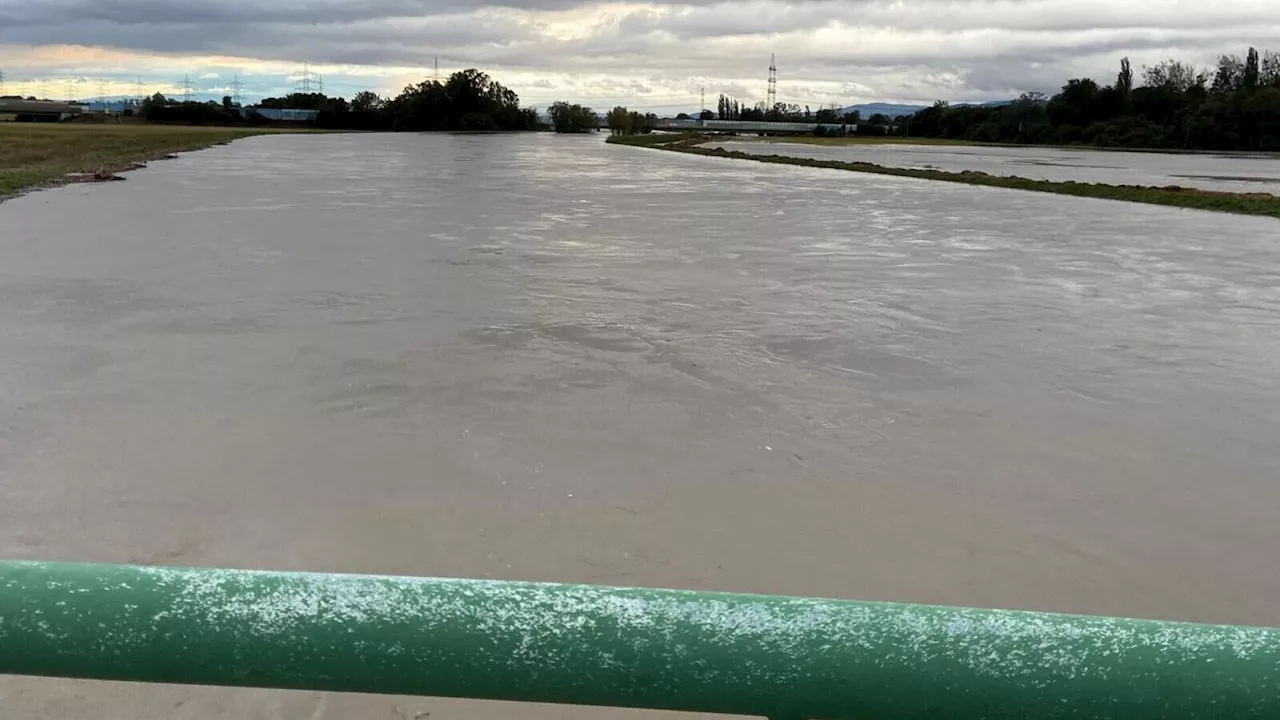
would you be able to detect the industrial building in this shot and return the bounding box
[0,99,83,122]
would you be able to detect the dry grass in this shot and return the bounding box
[0,124,316,199]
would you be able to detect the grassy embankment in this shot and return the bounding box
[607,134,1280,219]
[757,134,1280,156]
[0,124,314,200]
[761,135,979,147]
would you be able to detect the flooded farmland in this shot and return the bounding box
[1,132,1279,719]
[707,139,1280,194]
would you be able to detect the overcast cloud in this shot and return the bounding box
[2,0,1279,109]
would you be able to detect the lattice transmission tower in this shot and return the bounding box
[296,62,323,94]
[767,54,777,109]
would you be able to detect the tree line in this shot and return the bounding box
[900,49,1280,150]
[700,94,862,126]
[605,107,658,135]
[140,69,541,131]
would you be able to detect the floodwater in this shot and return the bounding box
[1,133,1279,719]
[707,139,1280,194]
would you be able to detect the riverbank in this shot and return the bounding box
[765,135,978,147]
[609,134,1280,218]
[0,124,318,201]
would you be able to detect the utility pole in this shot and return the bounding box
[434,57,439,83]
[700,86,705,117]
[0,70,5,97]
[230,74,243,107]
[181,73,193,103]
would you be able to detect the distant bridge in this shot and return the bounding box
[658,118,853,135]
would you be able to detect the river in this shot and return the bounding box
[1,132,1279,719]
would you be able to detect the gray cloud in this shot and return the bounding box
[2,0,1279,106]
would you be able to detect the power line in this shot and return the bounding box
[230,74,243,106]
[180,73,194,103]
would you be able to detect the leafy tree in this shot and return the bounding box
[1263,51,1280,86]
[699,109,715,121]
[903,47,1280,151]
[1142,60,1202,92]
[548,101,596,133]
[350,91,383,113]
[814,108,839,124]
[1244,47,1261,89]
[1213,55,1244,93]
[715,94,744,120]
[1117,57,1133,98]
[606,106,631,134]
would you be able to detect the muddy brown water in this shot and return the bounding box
[1,133,1279,719]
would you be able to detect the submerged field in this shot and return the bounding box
[609,134,1280,218]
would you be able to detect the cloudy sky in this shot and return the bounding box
[2,0,1279,111]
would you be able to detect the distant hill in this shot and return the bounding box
[839,100,1012,118]
[838,103,926,118]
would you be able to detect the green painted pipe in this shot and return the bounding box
[1,561,1278,719]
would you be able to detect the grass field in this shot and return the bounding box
[0,124,314,199]
[607,134,1280,219]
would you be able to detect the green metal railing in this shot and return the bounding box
[1,561,1278,718]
